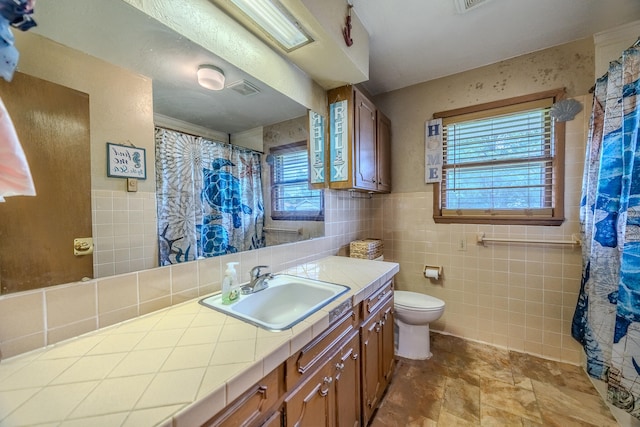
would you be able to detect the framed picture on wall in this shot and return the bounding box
[106,142,147,179]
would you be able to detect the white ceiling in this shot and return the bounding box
[352,0,640,95]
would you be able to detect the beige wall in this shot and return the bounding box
[376,37,594,194]
[374,38,595,364]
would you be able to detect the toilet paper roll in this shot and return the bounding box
[424,266,441,280]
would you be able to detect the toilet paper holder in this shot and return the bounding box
[424,265,443,280]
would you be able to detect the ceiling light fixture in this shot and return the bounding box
[454,0,492,13]
[229,0,312,52]
[197,65,225,91]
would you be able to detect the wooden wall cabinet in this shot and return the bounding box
[327,85,391,193]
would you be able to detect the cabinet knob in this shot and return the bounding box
[336,362,345,371]
[352,352,359,360]
[319,376,333,396]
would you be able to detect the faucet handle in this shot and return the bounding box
[250,265,269,278]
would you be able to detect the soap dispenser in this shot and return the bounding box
[221,262,240,305]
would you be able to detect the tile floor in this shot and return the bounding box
[371,333,619,426]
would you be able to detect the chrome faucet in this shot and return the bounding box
[241,265,272,294]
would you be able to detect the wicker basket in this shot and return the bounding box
[350,239,383,260]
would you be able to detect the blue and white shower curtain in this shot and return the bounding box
[572,40,640,418]
[155,127,265,265]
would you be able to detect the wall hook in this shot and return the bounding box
[343,3,354,47]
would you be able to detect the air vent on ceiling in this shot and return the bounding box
[454,0,492,13]
[227,79,261,96]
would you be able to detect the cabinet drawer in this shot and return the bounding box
[362,280,393,320]
[207,365,284,427]
[285,308,358,390]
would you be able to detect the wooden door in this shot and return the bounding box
[353,89,377,191]
[0,72,92,294]
[333,332,360,427]
[360,312,382,425]
[376,111,392,193]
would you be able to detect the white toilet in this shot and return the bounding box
[394,290,445,360]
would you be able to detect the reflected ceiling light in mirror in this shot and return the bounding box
[229,0,312,52]
[197,65,225,90]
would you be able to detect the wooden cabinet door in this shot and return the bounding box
[376,111,392,193]
[353,89,377,191]
[380,298,395,387]
[261,411,282,427]
[360,312,382,425]
[285,365,333,427]
[333,333,360,427]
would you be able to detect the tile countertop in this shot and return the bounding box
[0,256,399,427]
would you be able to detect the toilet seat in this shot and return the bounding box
[394,290,445,312]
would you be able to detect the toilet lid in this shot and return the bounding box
[395,290,445,310]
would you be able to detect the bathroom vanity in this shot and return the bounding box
[210,274,395,426]
[0,256,398,427]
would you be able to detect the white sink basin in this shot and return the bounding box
[199,274,350,331]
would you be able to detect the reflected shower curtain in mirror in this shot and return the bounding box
[572,40,640,418]
[155,127,265,265]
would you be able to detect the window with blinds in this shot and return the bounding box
[433,89,565,225]
[270,141,323,221]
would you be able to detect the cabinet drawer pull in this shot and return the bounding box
[336,362,345,371]
[257,385,267,396]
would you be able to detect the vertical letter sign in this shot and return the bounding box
[329,100,348,182]
[425,119,442,183]
[309,111,325,184]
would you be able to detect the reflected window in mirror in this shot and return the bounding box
[270,141,323,221]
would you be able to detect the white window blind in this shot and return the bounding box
[434,91,565,225]
[271,142,323,221]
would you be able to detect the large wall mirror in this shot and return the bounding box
[0,0,324,295]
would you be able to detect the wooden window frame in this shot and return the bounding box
[432,89,566,226]
[270,141,324,221]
